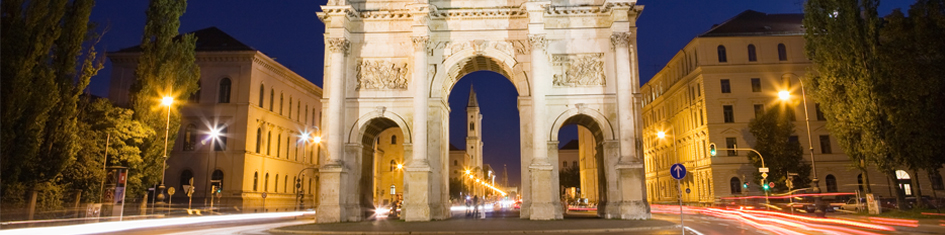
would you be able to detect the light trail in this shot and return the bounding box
[653,204,898,235]
[0,212,311,235]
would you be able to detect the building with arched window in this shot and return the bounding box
[108,27,323,213]
[641,10,945,204]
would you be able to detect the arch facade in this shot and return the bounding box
[316,0,647,222]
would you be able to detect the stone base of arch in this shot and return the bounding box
[316,165,347,223]
[404,166,433,222]
[615,164,651,220]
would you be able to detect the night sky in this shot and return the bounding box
[87,0,914,188]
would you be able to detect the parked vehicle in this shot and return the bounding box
[839,198,866,212]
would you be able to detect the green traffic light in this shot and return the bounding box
[708,143,717,157]
[763,185,769,190]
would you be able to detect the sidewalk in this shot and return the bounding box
[271,210,676,234]
[830,213,945,234]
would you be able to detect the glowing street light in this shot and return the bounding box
[778,90,791,101]
[657,131,666,139]
[778,76,823,216]
[157,96,174,214]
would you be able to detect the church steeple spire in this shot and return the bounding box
[467,85,479,108]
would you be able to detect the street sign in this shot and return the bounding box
[216,192,222,198]
[761,172,768,179]
[670,163,687,180]
[262,192,267,199]
[167,187,176,196]
[685,188,691,194]
[759,167,769,173]
[768,182,775,188]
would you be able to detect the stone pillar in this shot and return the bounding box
[611,32,634,164]
[317,36,349,223]
[405,34,433,221]
[527,33,555,220]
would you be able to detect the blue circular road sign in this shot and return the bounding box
[670,163,687,180]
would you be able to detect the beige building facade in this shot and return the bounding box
[641,10,945,205]
[108,27,324,213]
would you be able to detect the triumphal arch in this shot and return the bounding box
[315,0,648,222]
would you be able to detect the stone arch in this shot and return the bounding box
[548,108,616,142]
[350,117,406,218]
[432,47,527,98]
[347,108,412,144]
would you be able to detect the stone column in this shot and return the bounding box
[611,32,634,164]
[404,31,433,221]
[527,33,555,220]
[317,37,349,223]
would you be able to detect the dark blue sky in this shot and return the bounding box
[87,0,915,187]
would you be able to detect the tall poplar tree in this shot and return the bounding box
[1,0,101,208]
[129,0,200,197]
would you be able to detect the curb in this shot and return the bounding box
[270,225,678,234]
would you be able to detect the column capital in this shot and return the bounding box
[326,37,350,55]
[610,32,632,49]
[527,34,548,51]
[411,36,433,56]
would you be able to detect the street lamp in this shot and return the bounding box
[204,126,223,212]
[778,77,824,216]
[157,96,173,214]
[296,127,321,211]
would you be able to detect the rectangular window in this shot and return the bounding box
[789,136,800,149]
[723,105,734,123]
[820,135,832,154]
[720,79,731,93]
[696,83,702,97]
[726,138,737,156]
[751,78,761,92]
[815,104,826,121]
[754,104,764,118]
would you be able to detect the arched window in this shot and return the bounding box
[391,135,397,145]
[777,43,787,61]
[825,174,838,192]
[896,170,912,196]
[267,131,272,155]
[390,184,396,195]
[253,172,259,191]
[255,128,262,153]
[297,102,301,120]
[931,170,944,190]
[284,175,288,193]
[218,78,231,103]
[470,123,475,131]
[179,170,193,190]
[390,160,397,171]
[277,134,282,157]
[259,84,265,107]
[275,174,279,192]
[573,161,578,168]
[183,124,196,151]
[747,44,757,62]
[454,160,458,166]
[717,45,727,62]
[563,161,568,168]
[857,174,864,192]
[214,126,227,151]
[289,97,293,118]
[269,89,274,111]
[305,105,309,125]
[190,82,201,103]
[730,177,742,194]
[280,93,284,115]
[265,173,270,192]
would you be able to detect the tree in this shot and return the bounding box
[803,0,909,208]
[449,177,466,200]
[877,0,945,208]
[1,0,102,209]
[128,0,200,197]
[747,106,811,192]
[559,166,580,190]
[63,98,152,203]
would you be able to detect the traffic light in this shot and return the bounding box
[708,143,717,157]
[211,185,218,195]
[743,182,749,188]
[762,180,769,191]
[296,178,302,190]
[216,186,222,194]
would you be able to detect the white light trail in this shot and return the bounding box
[0,212,312,235]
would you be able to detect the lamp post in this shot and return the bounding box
[157,96,173,215]
[779,78,823,216]
[296,128,321,211]
[205,126,222,212]
[657,128,684,234]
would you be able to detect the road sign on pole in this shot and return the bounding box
[759,167,769,173]
[670,163,687,180]
[761,172,768,179]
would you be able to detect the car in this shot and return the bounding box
[839,198,866,212]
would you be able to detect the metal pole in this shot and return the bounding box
[678,179,685,235]
[797,79,823,216]
[100,133,110,204]
[160,104,171,215]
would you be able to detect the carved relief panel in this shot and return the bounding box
[356,59,409,90]
[552,53,605,87]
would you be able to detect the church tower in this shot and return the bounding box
[466,86,484,195]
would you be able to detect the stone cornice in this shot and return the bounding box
[252,52,323,97]
[317,3,636,22]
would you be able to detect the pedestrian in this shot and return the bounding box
[473,196,480,218]
[465,197,472,216]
